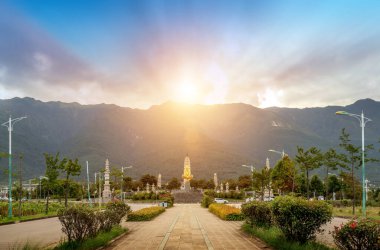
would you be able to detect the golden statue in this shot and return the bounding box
[182,155,193,180]
[182,155,193,191]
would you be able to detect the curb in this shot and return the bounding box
[96,230,129,250]
[0,215,57,226]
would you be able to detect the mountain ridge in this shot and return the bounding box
[0,97,379,184]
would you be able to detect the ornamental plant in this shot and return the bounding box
[332,219,380,250]
[271,195,332,243]
[127,206,165,221]
[241,201,272,227]
[201,195,214,208]
[208,203,244,221]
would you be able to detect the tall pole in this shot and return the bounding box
[2,116,27,218]
[8,116,12,218]
[361,111,366,218]
[121,167,124,202]
[86,161,91,206]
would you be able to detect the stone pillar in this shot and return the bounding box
[157,174,162,189]
[214,173,218,190]
[102,159,111,202]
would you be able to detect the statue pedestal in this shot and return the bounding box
[184,179,191,191]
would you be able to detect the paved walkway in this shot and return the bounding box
[108,204,268,250]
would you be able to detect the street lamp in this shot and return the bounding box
[95,172,102,208]
[2,116,27,218]
[336,110,371,217]
[121,165,132,202]
[242,164,255,198]
[268,149,287,158]
[86,161,92,206]
[39,176,48,200]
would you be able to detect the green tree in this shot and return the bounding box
[167,177,181,190]
[310,175,324,197]
[339,128,377,214]
[238,175,252,189]
[327,175,341,199]
[44,153,64,214]
[140,174,157,186]
[252,167,272,201]
[60,158,81,208]
[295,146,323,199]
[110,167,122,190]
[271,156,297,194]
[323,148,345,199]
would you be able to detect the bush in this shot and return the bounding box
[58,206,98,242]
[208,204,244,221]
[58,202,130,242]
[201,195,214,208]
[241,201,272,227]
[271,195,332,243]
[98,202,130,232]
[127,206,165,221]
[332,219,380,250]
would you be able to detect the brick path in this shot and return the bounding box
[107,204,268,250]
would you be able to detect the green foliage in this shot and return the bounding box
[310,175,324,196]
[238,175,252,189]
[167,177,181,190]
[60,158,81,208]
[0,201,63,219]
[208,203,244,221]
[271,196,332,243]
[332,219,380,250]
[201,195,214,208]
[241,201,272,227]
[242,224,333,250]
[140,174,157,186]
[271,156,296,194]
[127,206,165,221]
[57,202,129,242]
[295,147,323,199]
[252,167,272,200]
[54,225,126,250]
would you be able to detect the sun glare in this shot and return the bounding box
[177,81,198,103]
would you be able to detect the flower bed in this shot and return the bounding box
[208,203,244,221]
[127,206,165,221]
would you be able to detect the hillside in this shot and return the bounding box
[0,97,379,184]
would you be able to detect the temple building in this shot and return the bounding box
[182,155,193,191]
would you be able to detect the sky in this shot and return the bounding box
[0,0,380,109]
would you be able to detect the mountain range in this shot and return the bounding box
[0,97,379,184]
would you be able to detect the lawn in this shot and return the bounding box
[333,206,380,219]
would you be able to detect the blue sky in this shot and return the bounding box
[0,0,380,108]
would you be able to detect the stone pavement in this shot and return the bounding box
[107,204,269,250]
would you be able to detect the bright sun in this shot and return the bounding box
[177,81,198,103]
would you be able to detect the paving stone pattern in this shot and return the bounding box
[108,204,268,250]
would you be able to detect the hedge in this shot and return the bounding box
[208,204,244,221]
[241,201,272,227]
[127,206,165,221]
[272,196,332,243]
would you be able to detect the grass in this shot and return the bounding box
[7,241,42,250]
[0,211,58,225]
[242,223,333,250]
[54,225,127,250]
[333,206,380,219]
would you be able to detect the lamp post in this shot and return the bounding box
[268,149,287,158]
[39,176,48,200]
[95,172,101,208]
[121,165,132,202]
[2,116,27,218]
[336,110,371,217]
[242,164,255,199]
[86,161,92,206]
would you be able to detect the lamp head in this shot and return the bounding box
[336,111,349,115]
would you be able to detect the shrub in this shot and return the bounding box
[332,219,380,250]
[98,202,130,232]
[241,201,272,227]
[209,204,244,221]
[271,195,332,243]
[58,206,98,242]
[127,206,165,221]
[201,195,214,208]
